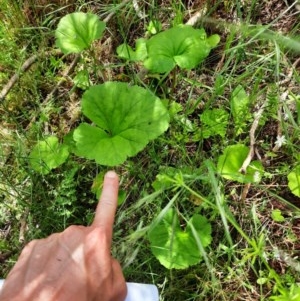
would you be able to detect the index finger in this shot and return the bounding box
[92,171,119,241]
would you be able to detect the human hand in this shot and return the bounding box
[0,171,127,301]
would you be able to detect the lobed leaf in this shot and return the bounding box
[55,12,105,54]
[148,209,212,269]
[73,82,170,166]
[144,25,219,73]
[200,108,229,138]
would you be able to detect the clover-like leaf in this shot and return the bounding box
[29,136,69,175]
[287,165,300,197]
[55,12,105,54]
[217,144,264,183]
[148,209,212,269]
[117,38,147,61]
[144,25,219,73]
[73,82,170,166]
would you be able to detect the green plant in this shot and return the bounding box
[287,165,300,197]
[29,136,69,175]
[230,85,252,135]
[270,284,300,301]
[217,144,264,183]
[271,209,285,223]
[117,25,220,74]
[117,38,147,62]
[200,108,229,138]
[55,12,106,54]
[73,82,170,166]
[148,208,212,269]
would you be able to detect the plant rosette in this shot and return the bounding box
[148,209,212,269]
[73,82,170,166]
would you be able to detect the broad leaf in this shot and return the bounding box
[217,144,264,183]
[200,108,229,138]
[230,85,251,135]
[73,82,170,166]
[55,12,105,54]
[117,38,147,61]
[287,166,300,197]
[29,136,69,174]
[144,25,219,73]
[148,209,212,269]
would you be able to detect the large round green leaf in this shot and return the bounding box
[287,166,300,197]
[55,12,105,54]
[144,25,220,73]
[29,136,69,175]
[217,144,264,183]
[73,82,170,166]
[148,209,212,269]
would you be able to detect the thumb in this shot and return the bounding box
[111,259,127,301]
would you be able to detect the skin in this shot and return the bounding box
[0,171,127,301]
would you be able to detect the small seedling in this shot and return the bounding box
[146,20,162,35]
[271,209,285,223]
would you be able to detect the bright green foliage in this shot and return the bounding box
[148,209,212,269]
[147,20,162,35]
[117,38,147,62]
[55,12,106,54]
[144,25,220,73]
[270,285,300,301]
[152,166,195,191]
[230,85,251,135]
[217,144,264,183]
[29,136,69,175]
[271,209,285,222]
[287,166,300,197]
[73,69,90,89]
[200,108,229,138]
[73,82,170,166]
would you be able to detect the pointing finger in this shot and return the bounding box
[92,171,119,244]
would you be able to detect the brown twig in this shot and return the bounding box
[0,54,38,102]
[239,100,268,174]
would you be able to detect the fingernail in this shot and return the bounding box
[105,170,117,178]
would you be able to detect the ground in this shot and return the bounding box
[0,0,300,300]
